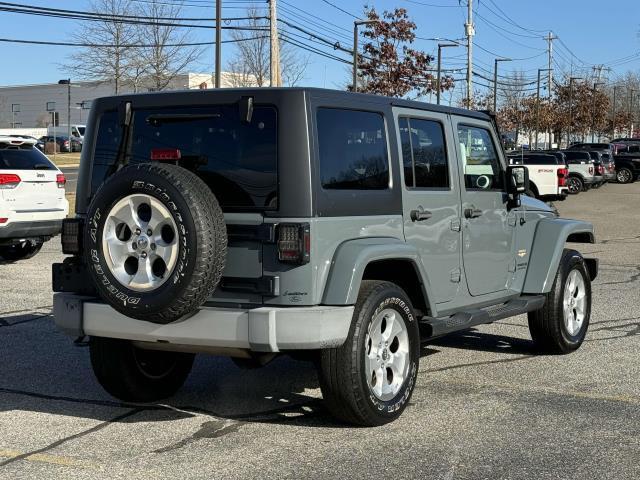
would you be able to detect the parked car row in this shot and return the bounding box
[38,134,83,153]
[507,139,640,200]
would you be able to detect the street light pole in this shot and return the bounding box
[215,0,222,88]
[568,77,582,147]
[58,79,71,142]
[534,68,552,150]
[436,42,458,105]
[612,85,619,138]
[493,58,512,113]
[352,20,377,92]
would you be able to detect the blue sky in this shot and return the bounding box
[1,0,638,102]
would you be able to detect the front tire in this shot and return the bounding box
[90,337,194,402]
[317,281,420,426]
[528,249,591,354]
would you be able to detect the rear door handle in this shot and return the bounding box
[464,207,483,219]
[410,208,432,222]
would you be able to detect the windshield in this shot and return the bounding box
[0,145,56,170]
[92,105,278,211]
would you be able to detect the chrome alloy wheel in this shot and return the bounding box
[617,169,632,183]
[563,269,587,336]
[566,177,581,194]
[364,308,410,401]
[102,194,179,292]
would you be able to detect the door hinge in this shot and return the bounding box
[508,259,516,273]
[450,218,461,232]
[508,215,517,227]
[450,268,461,283]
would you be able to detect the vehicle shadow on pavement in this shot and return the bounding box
[1,316,536,431]
[426,328,535,355]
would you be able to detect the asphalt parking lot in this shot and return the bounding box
[1,183,639,480]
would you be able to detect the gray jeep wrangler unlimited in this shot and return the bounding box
[53,88,598,426]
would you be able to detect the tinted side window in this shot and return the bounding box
[399,117,449,189]
[457,125,504,190]
[317,108,389,190]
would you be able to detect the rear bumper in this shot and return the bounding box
[0,219,63,240]
[53,293,354,353]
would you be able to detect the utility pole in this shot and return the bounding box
[629,89,637,137]
[546,32,556,147]
[269,0,281,87]
[535,68,552,150]
[436,42,458,105]
[568,77,582,147]
[493,58,511,113]
[591,82,605,142]
[612,85,619,138]
[352,19,377,92]
[215,0,221,88]
[465,0,475,107]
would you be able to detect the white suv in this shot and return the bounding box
[0,136,68,260]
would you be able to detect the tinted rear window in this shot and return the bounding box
[317,108,389,190]
[0,145,55,170]
[92,106,278,211]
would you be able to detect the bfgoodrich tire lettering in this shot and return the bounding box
[84,163,227,324]
[317,280,420,426]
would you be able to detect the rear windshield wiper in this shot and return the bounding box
[33,163,52,169]
[146,113,221,126]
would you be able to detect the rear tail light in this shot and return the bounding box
[598,166,604,175]
[56,173,66,188]
[61,218,84,254]
[0,173,21,189]
[151,148,182,161]
[557,168,568,187]
[277,223,310,264]
[0,218,7,224]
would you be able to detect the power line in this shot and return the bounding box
[318,0,358,18]
[0,35,268,48]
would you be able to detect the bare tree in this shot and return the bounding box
[226,6,308,87]
[63,0,138,94]
[135,0,203,91]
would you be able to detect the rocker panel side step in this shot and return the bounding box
[420,295,545,339]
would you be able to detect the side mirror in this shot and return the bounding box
[509,165,528,193]
[507,165,528,208]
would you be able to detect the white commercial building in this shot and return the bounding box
[0,72,242,130]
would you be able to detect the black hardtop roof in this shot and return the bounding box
[91,87,490,121]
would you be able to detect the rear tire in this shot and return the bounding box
[616,167,633,184]
[317,281,420,426]
[90,337,194,402]
[528,249,591,354]
[0,241,43,261]
[566,176,583,194]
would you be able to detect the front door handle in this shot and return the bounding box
[410,208,433,222]
[464,206,483,219]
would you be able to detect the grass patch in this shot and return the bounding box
[48,152,81,167]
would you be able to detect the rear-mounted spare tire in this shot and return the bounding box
[84,163,227,324]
